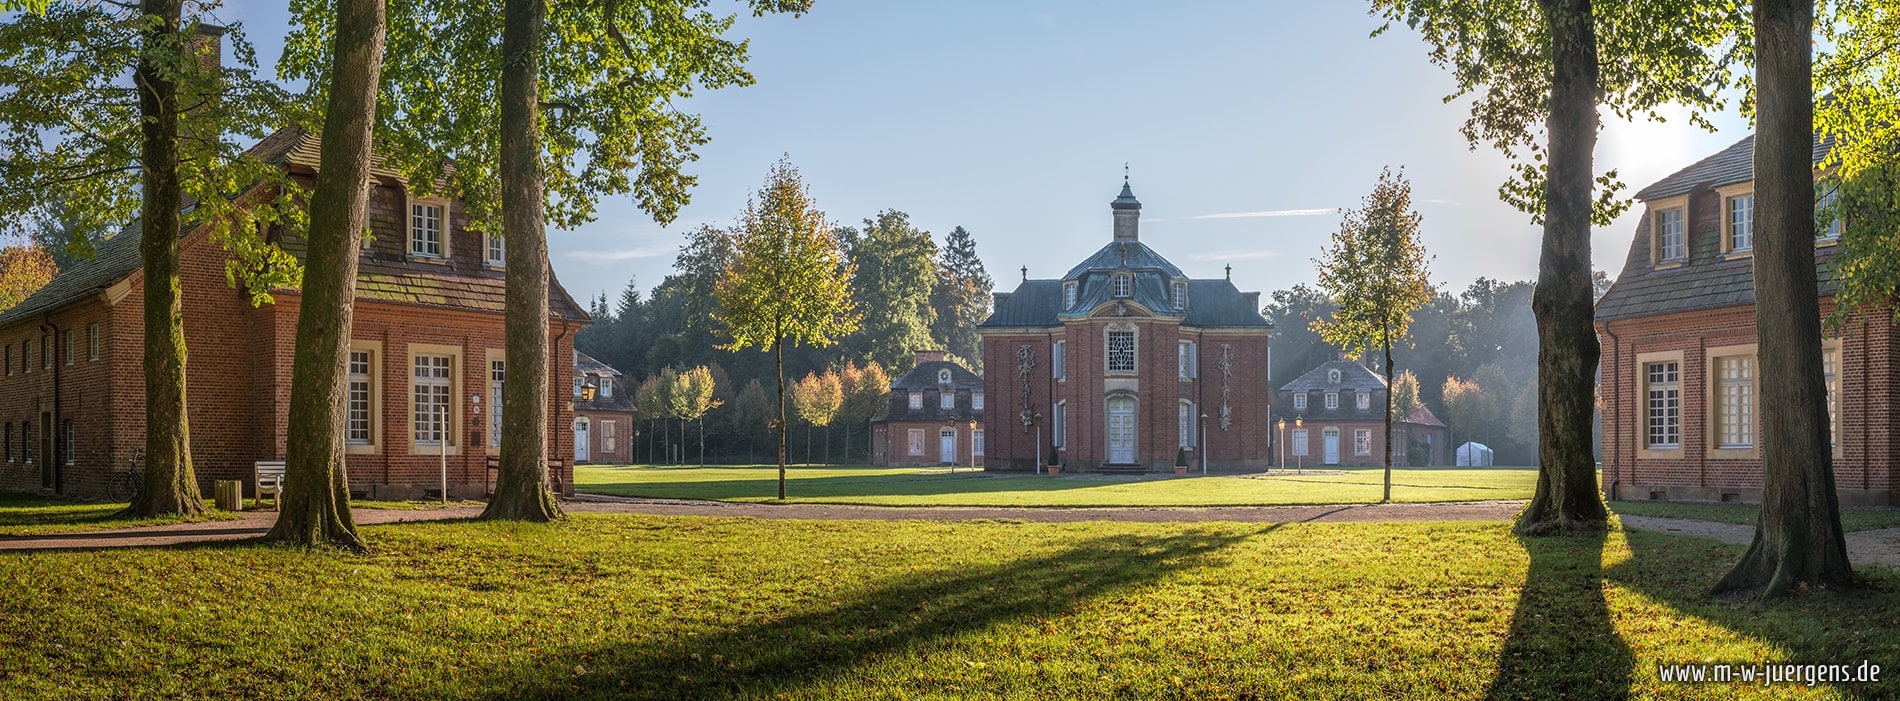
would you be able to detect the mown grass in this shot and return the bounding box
[0,492,241,537]
[1612,500,1900,533]
[574,464,1537,507]
[0,515,1894,699]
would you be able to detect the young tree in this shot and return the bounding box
[844,210,938,371]
[931,226,993,370]
[728,378,772,463]
[715,159,858,498]
[1390,369,1423,423]
[670,365,723,465]
[790,370,843,465]
[835,360,890,463]
[1371,0,1746,534]
[1713,0,1853,598]
[0,243,57,313]
[633,372,669,464]
[264,0,386,549]
[1313,168,1433,503]
[1441,375,1497,454]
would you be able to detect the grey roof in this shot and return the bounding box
[890,359,982,391]
[575,351,623,379]
[1112,181,1141,209]
[978,280,1065,328]
[1633,133,1832,201]
[1279,360,1388,393]
[976,277,1270,330]
[1599,130,1840,321]
[574,351,636,413]
[0,219,143,328]
[1062,241,1185,280]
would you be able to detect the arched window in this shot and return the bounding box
[1064,281,1078,308]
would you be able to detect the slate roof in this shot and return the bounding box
[1597,131,1840,321]
[1062,241,1186,280]
[0,127,587,329]
[889,359,983,392]
[575,351,635,414]
[1278,360,1388,393]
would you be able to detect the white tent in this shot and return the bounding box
[1456,442,1494,467]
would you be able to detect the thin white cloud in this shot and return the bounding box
[1190,208,1333,220]
[1189,249,1277,262]
[565,247,668,263]
[1420,198,1466,207]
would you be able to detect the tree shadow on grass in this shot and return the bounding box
[1486,529,1632,701]
[1605,528,1899,699]
[579,472,1120,502]
[471,526,1268,699]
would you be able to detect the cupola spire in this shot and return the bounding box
[1111,172,1141,242]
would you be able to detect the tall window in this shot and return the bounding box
[973,430,984,456]
[972,392,984,410]
[1052,401,1066,447]
[600,378,613,398]
[88,323,100,361]
[1356,392,1370,411]
[42,335,50,368]
[410,202,444,257]
[62,419,72,465]
[1727,194,1754,251]
[1052,341,1065,379]
[1178,401,1195,448]
[485,232,506,266]
[5,343,11,375]
[413,355,452,445]
[940,391,955,410]
[490,359,505,448]
[1714,355,1754,448]
[1107,330,1136,374]
[1324,392,1339,410]
[1063,281,1077,308]
[1645,361,1680,448]
[907,429,925,456]
[20,339,27,373]
[1291,429,1309,456]
[1293,393,1307,411]
[1177,341,1196,379]
[1171,281,1188,309]
[908,391,923,410]
[1824,346,1840,448]
[1111,273,1132,298]
[3,422,10,462]
[1656,208,1686,262]
[1355,429,1372,456]
[347,351,373,445]
[602,420,617,452]
[1818,186,1843,240]
[62,330,72,365]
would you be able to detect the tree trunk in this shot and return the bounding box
[481,0,562,522]
[1713,0,1853,597]
[1516,0,1610,536]
[806,424,813,467]
[128,0,204,518]
[774,339,786,499]
[262,0,384,549]
[1382,335,1393,503]
[699,416,705,466]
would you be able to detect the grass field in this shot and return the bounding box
[574,464,1539,507]
[0,492,241,537]
[1611,500,1900,533]
[0,515,1894,699]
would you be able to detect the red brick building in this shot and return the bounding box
[869,350,985,467]
[573,351,635,465]
[976,180,1274,473]
[1274,359,1449,467]
[0,128,587,501]
[1596,132,1897,506]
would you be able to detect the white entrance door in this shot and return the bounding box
[1107,396,1136,463]
[939,429,956,465]
[1322,428,1340,465]
[575,419,590,462]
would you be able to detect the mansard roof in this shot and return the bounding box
[889,359,983,392]
[1061,241,1186,280]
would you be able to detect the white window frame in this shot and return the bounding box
[1053,340,1066,380]
[940,391,955,410]
[1818,184,1844,241]
[484,231,506,267]
[600,377,613,398]
[1324,392,1339,410]
[1356,391,1370,411]
[345,344,379,450]
[1177,341,1196,379]
[1725,191,1754,253]
[42,335,51,369]
[1293,393,1307,411]
[1063,281,1077,309]
[1106,325,1137,375]
[908,391,923,411]
[1354,428,1372,456]
[1053,400,1066,448]
[1637,351,1683,455]
[602,419,617,453]
[409,344,460,454]
[1111,273,1132,298]
[62,330,72,365]
[88,323,99,361]
[973,429,984,456]
[907,428,926,456]
[1178,401,1195,448]
[972,392,984,411]
[1652,199,1688,264]
[489,354,505,450]
[1823,339,1842,457]
[409,199,448,259]
[1171,280,1188,309]
[1291,428,1309,456]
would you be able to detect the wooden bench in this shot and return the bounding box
[254,460,286,510]
[485,457,568,497]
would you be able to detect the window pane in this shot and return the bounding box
[1107,330,1135,373]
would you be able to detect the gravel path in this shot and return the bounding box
[0,497,1526,552]
[1620,515,1900,571]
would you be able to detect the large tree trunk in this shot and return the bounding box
[1516,0,1609,536]
[482,0,562,522]
[129,0,204,518]
[1713,0,1853,597]
[264,0,384,550]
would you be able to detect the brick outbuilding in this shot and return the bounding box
[1273,359,1449,467]
[976,180,1274,473]
[1596,132,1898,506]
[869,350,984,467]
[0,128,587,501]
[573,351,635,465]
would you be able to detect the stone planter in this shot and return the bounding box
[1173,466,1188,477]
[1048,465,1062,476]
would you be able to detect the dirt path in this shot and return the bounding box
[0,497,1527,552]
[1620,515,1900,571]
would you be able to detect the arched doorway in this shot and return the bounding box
[1107,395,1136,464]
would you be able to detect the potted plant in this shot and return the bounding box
[1047,446,1062,477]
[1174,447,1190,477]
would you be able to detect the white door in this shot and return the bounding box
[575,419,590,462]
[1107,396,1136,463]
[939,429,956,465]
[1323,428,1340,465]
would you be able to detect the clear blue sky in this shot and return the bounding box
[217,1,1755,306]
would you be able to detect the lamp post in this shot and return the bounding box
[1277,417,1286,471]
[1295,415,1304,475]
[1199,412,1209,475]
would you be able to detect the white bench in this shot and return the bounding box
[254,460,286,509]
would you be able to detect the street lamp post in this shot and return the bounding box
[1295,415,1304,475]
[1200,413,1209,475]
[1277,418,1286,471]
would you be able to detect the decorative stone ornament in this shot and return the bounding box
[1218,344,1235,430]
[1017,344,1036,429]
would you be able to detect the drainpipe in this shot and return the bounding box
[552,317,571,491]
[40,314,61,495]
[1603,319,1621,502]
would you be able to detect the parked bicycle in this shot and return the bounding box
[109,449,144,503]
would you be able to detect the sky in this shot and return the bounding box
[213,1,1757,307]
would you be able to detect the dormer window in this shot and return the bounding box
[600,378,613,398]
[1818,185,1843,240]
[938,369,952,384]
[1726,193,1754,252]
[1655,207,1686,262]
[1293,393,1307,411]
[485,231,506,267]
[1171,281,1187,309]
[410,200,446,258]
[1064,281,1078,308]
[1111,273,1132,298]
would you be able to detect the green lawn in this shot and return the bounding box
[574,464,1538,507]
[0,515,1893,699]
[0,492,241,537]
[1612,500,1900,533]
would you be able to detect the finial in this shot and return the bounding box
[1225,264,1232,280]
[1118,243,1128,266]
[1021,265,1028,281]
[1124,162,1129,182]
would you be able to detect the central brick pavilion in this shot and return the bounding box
[977,180,1274,473]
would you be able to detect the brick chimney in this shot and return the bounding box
[914,349,947,365]
[192,23,226,76]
